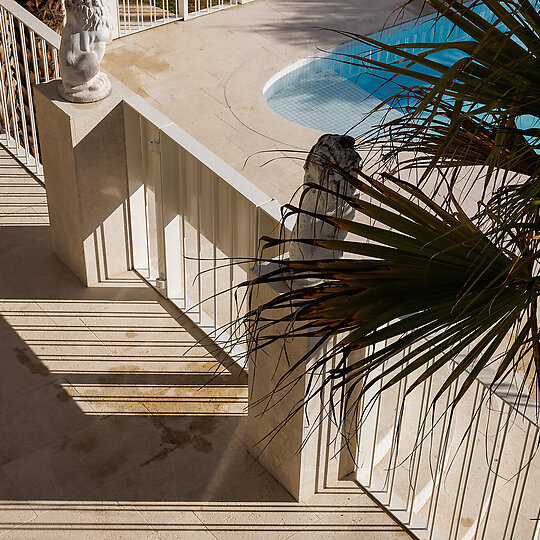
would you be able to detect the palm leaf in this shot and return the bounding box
[332,0,540,187]
[228,0,540,458]
[240,171,539,423]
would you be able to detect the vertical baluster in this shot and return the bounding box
[124,0,129,34]
[144,182,152,278]
[144,125,163,282]
[355,348,384,490]
[427,376,458,538]
[0,9,20,153]
[132,0,135,33]
[472,401,508,540]
[155,143,167,285]
[125,106,148,276]
[52,46,59,78]
[8,12,29,164]
[324,347,339,488]
[477,403,511,539]
[406,358,434,522]
[387,359,408,507]
[29,30,40,85]
[180,146,188,311]
[196,159,202,321]
[228,190,235,335]
[503,423,535,540]
[18,21,40,174]
[0,9,14,147]
[211,172,218,334]
[449,383,482,540]
[141,121,154,280]
[369,354,384,488]
[40,39,50,82]
[164,143,182,306]
[533,503,540,540]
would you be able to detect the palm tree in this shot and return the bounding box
[237,0,540,444]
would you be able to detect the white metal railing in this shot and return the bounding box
[185,0,237,19]
[115,0,250,36]
[0,0,60,180]
[121,91,539,538]
[116,0,183,36]
[353,340,540,540]
[123,94,287,359]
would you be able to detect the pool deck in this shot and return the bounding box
[103,0,429,205]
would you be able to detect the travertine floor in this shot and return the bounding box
[103,0,429,206]
[0,146,411,538]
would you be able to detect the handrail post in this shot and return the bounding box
[179,0,189,19]
[244,264,320,501]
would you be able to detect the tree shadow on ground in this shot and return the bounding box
[234,0,434,50]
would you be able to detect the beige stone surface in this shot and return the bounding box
[103,0,427,206]
[0,145,410,538]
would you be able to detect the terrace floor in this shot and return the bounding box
[0,145,412,538]
[103,0,429,206]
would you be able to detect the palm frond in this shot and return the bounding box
[333,0,540,184]
[232,0,540,451]
[242,170,539,422]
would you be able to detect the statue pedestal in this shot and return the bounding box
[34,76,133,285]
[245,262,360,501]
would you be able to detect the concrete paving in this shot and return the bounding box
[103,0,428,205]
[0,146,411,538]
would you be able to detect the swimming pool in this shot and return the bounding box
[264,5,496,137]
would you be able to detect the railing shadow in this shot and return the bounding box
[0,148,288,504]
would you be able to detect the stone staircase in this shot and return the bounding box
[0,145,410,539]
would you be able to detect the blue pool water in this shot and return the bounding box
[264,5,514,137]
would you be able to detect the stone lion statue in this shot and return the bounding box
[289,134,362,261]
[58,0,113,103]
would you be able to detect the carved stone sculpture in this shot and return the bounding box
[58,0,113,103]
[289,134,362,261]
